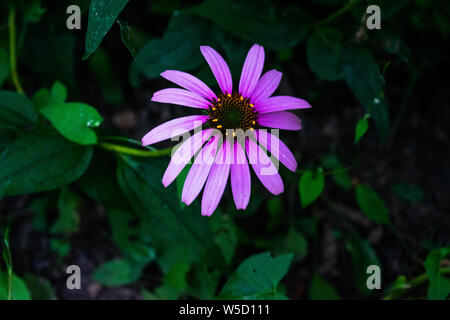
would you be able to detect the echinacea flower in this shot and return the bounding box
[142,44,311,216]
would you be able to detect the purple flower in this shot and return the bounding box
[142,44,311,216]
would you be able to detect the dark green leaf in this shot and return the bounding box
[322,155,352,190]
[423,247,450,300]
[307,29,344,81]
[135,14,211,78]
[0,47,9,88]
[49,81,67,105]
[92,259,141,286]
[342,47,389,143]
[0,91,38,127]
[391,182,424,203]
[309,273,341,300]
[0,128,93,196]
[346,234,381,295]
[355,114,370,143]
[50,188,82,235]
[40,102,103,145]
[116,156,227,270]
[83,0,131,60]
[355,184,389,224]
[299,170,325,208]
[23,274,56,300]
[50,239,71,258]
[218,252,294,299]
[118,19,136,59]
[187,0,311,50]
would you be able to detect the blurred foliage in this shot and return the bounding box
[0,0,449,301]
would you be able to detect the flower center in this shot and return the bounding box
[207,92,258,133]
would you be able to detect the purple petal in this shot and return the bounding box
[142,115,209,146]
[250,69,282,104]
[201,141,231,216]
[246,137,284,195]
[200,46,233,94]
[162,129,213,187]
[256,96,312,114]
[239,44,265,98]
[231,141,251,210]
[257,111,302,131]
[161,70,217,100]
[181,136,220,205]
[152,88,210,109]
[256,129,298,172]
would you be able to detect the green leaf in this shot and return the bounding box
[277,228,308,262]
[23,274,56,300]
[309,273,341,300]
[355,114,370,143]
[135,14,211,78]
[116,156,227,270]
[118,19,136,59]
[0,272,31,300]
[49,81,67,105]
[322,155,352,190]
[187,0,311,50]
[391,182,424,203]
[218,252,294,299]
[355,184,389,224]
[165,261,190,293]
[307,29,344,81]
[92,259,141,286]
[83,0,131,60]
[32,88,51,110]
[40,102,103,145]
[0,91,38,127]
[299,170,325,208]
[50,239,71,258]
[209,212,238,265]
[346,234,381,295]
[342,47,389,143]
[0,128,93,196]
[423,247,450,300]
[50,188,82,235]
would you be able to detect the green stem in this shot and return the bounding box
[314,0,363,29]
[98,141,172,157]
[8,6,24,94]
[383,267,450,300]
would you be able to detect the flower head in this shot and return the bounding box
[142,44,311,216]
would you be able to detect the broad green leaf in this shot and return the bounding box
[32,88,51,110]
[355,115,370,143]
[218,252,294,299]
[117,156,227,270]
[83,0,130,60]
[346,234,381,295]
[92,259,141,286]
[309,273,341,300]
[187,0,311,50]
[299,170,325,208]
[0,91,38,126]
[391,182,424,203]
[0,127,17,153]
[23,274,56,300]
[355,184,389,224]
[423,247,450,300]
[209,212,238,265]
[135,14,211,78]
[342,47,389,143]
[40,102,103,145]
[50,188,82,235]
[322,155,352,190]
[307,29,344,81]
[0,273,31,300]
[165,261,190,293]
[0,128,93,196]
